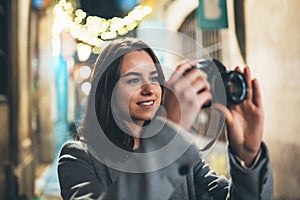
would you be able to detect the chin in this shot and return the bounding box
[132,114,154,123]
[141,115,154,121]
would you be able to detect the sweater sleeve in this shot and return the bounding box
[228,142,274,200]
[193,142,274,200]
[58,141,106,199]
[193,158,230,199]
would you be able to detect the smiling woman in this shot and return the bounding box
[57,37,274,200]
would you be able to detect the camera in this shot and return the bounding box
[195,59,247,107]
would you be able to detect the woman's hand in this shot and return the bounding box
[162,60,211,131]
[214,66,264,167]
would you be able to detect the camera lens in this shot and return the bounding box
[223,71,247,106]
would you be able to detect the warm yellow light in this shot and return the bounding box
[117,27,128,35]
[143,6,152,15]
[101,31,117,40]
[75,9,83,16]
[52,0,153,55]
[126,22,138,31]
[76,43,92,62]
[74,17,82,24]
[123,15,134,24]
[131,9,144,21]
[79,11,86,19]
[109,23,119,32]
[65,2,72,10]
[92,46,102,54]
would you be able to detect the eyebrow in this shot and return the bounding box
[122,70,158,78]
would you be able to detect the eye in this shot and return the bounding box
[150,76,159,83]
[127,78,140,84]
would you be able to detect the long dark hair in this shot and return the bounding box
[88,37,165,151]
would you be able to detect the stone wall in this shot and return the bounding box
[246,1,300,199]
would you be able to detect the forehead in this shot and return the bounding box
[120,50,157,76]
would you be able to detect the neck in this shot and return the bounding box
[123,120,143,150]
[124,120,143,137]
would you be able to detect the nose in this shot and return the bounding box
[141,82,154,96]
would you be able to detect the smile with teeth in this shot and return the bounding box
[138,100,154,106]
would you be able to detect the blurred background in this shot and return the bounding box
[0,0,299,199]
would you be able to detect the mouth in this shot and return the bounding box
[137,100,155,106]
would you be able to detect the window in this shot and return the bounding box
[178,9,222,61]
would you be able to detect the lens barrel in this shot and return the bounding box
[196,59,247,107]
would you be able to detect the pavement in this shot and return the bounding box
[34,122,71,200]
[35,155,61,200]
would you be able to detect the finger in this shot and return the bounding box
[182,68,211,95]
[184,67,208,84]
[234,66,241,72]
[169,67,207,94]
[193,67,208,80]
[234,66,243,73]
[168,60,204,84]
[191,76,210,95]
[168,61,195,84]
[252,78,263,107]
[243,66,253,101]
[173,69,211,109]
[212,102,233,123]
[196,90,212,108]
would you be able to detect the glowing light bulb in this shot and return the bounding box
[81,82,91,96]
[76,43,92,62]
[143,6,152,15]
[79,65,92,79]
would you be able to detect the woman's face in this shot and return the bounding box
[115,50,162,126]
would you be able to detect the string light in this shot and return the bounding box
[76,43,92,62]
[79,65,92,79]
[52,0,152,56]
[81,82,91,96]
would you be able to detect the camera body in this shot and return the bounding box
[195,59,247,107]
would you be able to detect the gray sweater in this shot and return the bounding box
[58,118,273,200]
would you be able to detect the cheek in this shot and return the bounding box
[155,86,163,103]
[115,86,137,113]
[116,90,128,108]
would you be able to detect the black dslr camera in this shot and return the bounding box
[195,59,247,107]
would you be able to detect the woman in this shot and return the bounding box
[58,37,273,199]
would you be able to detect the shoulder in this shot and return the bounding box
[58,141,90,163]
[60,140,86,152]
[60,141,87,154]
[58,141,107,199]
